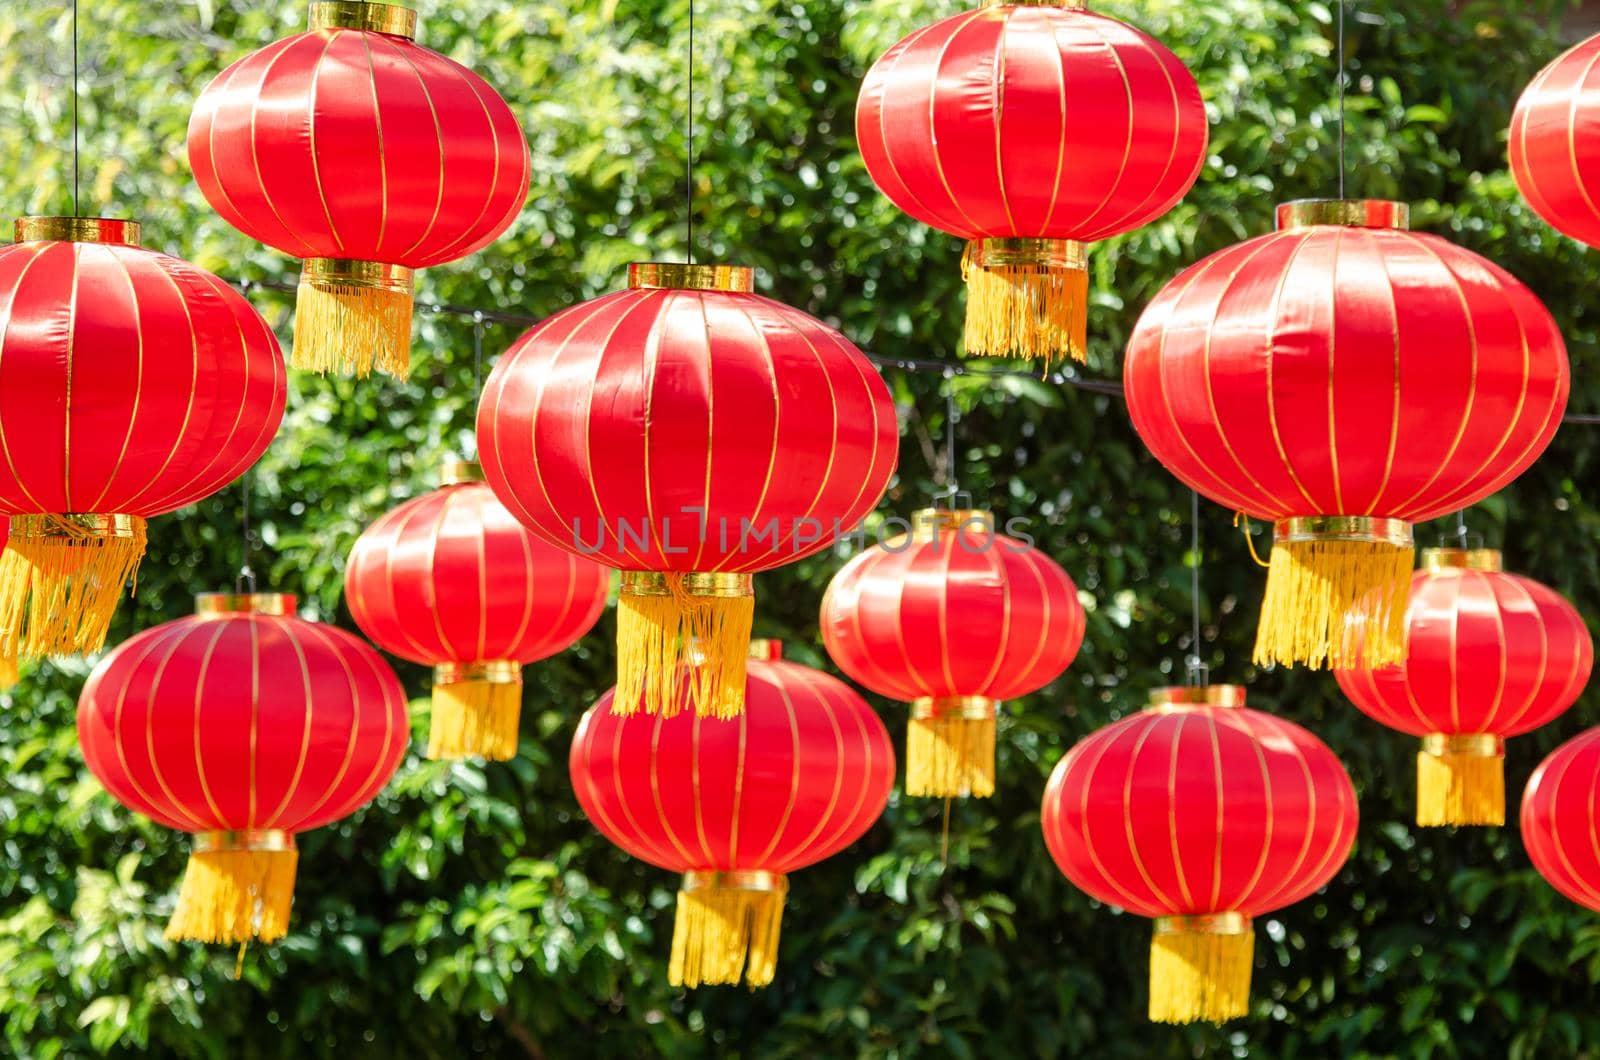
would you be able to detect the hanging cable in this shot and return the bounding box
[469,311,485,459]
[237,469,256,594]
[1336,1,1346,198]
[71,0,80,216]
[944,384,958,496]
[685,0,695,264]
[1187,489,1208,686]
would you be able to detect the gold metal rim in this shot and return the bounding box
[1421,733,1504,758]
[1421,547,1502,573]
[1148,685,1247,711]
[970,237,1086,270]
[195,593,297,617]
[440,459,484,486]
[434,660,521,686]
[748,639,783,662]
[193,829,295,854]
[1154,912,1251,937]
[981,0,1087,6]
[682,869,787,894]
[308,1,417,37]
[627,263,755,293]
[910,508,996,542]
[1276,516,1413,548]
[10,513,142,540]
[910,696,997,722]
[620,571,754,599]
[14,216,142,246]
[1275,199,1410,232]
[301,258,413,293]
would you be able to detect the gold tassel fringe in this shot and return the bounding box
[1148,917,1253,1024]
[615,573,754,719]
[1252,537,1411,670]
[0,514,146,658]
[1416,738,1505,826]
[428,677,522,762]
[961,240,1088,366]
[165,844,298,945]
[669,872,786,989]
[0,651,16,689]
[905,700,996,799]
[292,276,413,380]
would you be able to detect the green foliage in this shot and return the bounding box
[1,0,1598,1055]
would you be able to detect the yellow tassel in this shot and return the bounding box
[292,259,413,380]
[166,842,298,945]
[615,572,754,719]
[0,650,16,689]
[0,514,146,659]
[428,676,522,762]
[1252,535,1412,670]
[1416,736,1505,826]
[905,698,997,799]
[961,238,1088,366]
[669,872,786,989]
[1148,916,1254,1024]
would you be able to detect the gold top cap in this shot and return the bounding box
[441,459,484,486]
[748,638,783,661]
[308,1,417,37]
[911,508,996,540]
[195,592,297,617]
[980,0,1087,7]
[1276,199,1410,232]
[1148,684,1247,710]
[14,216,141,247]
[1421,547,1502,573]
[628,263,756,293]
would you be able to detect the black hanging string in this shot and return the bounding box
[944,385,959,495]
[1187,489,1208,686]
[1336,0,1346,199]
[236,469,256,594]
[469,311,485,459]
[71,0,80,216]
[685,0,695,264]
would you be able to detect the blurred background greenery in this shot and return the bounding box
[3,0,1600,1055]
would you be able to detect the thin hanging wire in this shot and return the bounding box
[945,386,959,497]
[1336,0,1346,199]
[1187,489,1208,687]
[685,0,695,264]
[71,0,80,216]
[469,312,485,460]
[236,469,257,594]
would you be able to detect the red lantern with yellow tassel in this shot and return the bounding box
[0,516,13,689]
[0,217,286,659]
[569,640,895,988]
[77,592,408,944]
[1335,547,1592,827]
[188,1,531,379]
[344,459,610,761]
[819,508,1084,798]
[478,263,898,721]
[1510,33,1600,249]
[1523,727,1600,911]
[856,0,1207,366]
[1041,685,1358,1023]
[1123,200,1568,671]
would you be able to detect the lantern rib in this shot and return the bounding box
[414,49,504,263]
[1325,227,1346,513]
[1121,718,1179,913]
[262,618,321,829]
[649,709,702,867]
[690,712,717,868]
[379,35,448,262]
[716,297,784,575]
[81,248,140,514]
[188,621,233,827]
[752,674,805,868]
[690,292,716,573]
[330,630,404,822]
[782,678,850,870]
[972,538,1018,695]
[355,33,391,253]
[1230,716,1277,913]
[1069,17,1138,240]
[1070,723,1160,915]
[60,246,81,511]
[1164,713,1196,910]
[270,34,335,256]
[0,246,53,511]
[141,624,216,832]
[1492,573,1548,737]
[1258,231,1325,514]
[111,623,203,831]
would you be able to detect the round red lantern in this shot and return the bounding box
[820,508,1084,798]
[0,217,286,659]
[78,592,409,944]
[570,640,894,988]
[188,1,531,379]
[345,459,610,761]
[856,0,1207,366]
[1041,685,1358,1023]
[1336,548,1591,827]
[479,263,899,720]
[1123,200,1569,671]
[1510,35,1600,248]
[1524,728,1600,911]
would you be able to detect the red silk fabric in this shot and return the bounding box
[1511,35,1600,249]
[1041,701,1357,918]
[0,237,285,517]
[78,608,408,835]
[477,286,899,572]
[1336,566,1592,739]
[1123,225,1569,522]
[345,481,610,666]
[819,521,1084,701]
[188,23,529,266]
[856,5,1206,242]
[569,658,894,874]
[1524,729,1600,911]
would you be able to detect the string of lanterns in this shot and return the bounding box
[2,0,1600,1027]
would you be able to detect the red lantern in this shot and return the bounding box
[569,640,895,988]
[1123,200,1569,670]
[857,0,1207,365]
[1524,728,1600,911]
[1041,685,1358,1023]
[1510,35,1600,248]
[188,1,531,379]
[820,508,1084,798]
[1336,548,1591,827]
[77,592,408,944]
[0,217,286,659]
[478,263,898,720]
[345,459,610,761]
